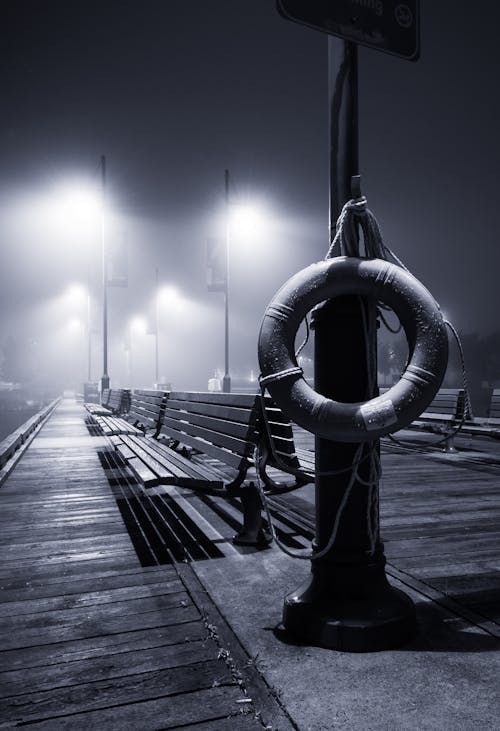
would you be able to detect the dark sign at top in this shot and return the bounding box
[277,0,420,61]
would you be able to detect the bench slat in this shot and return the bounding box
[120,435,223,489]
[166,399,255,425]
[163,408,256,442]
[170,391,257,408]
[160,415,257,458]
[159,423,247,470]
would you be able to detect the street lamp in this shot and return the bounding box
[221,169,266,393]
[156,282,183,388]
[99,155,109,394]
[51,168,106,390]
[65,284,92,382]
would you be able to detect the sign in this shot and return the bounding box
[277,0,420,61]
[207,237,226,292]
[106,237,128,287]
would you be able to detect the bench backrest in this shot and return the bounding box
[158,392,260,470]
[489,389,500,420]
[380,387,463,419]
[422,388,463,418]
[129,389,167,432]
[258,396,302,471]
[107,389,130,414]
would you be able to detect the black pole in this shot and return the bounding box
[222,168,231,393]
[282,37,416,651]
[155,267,159,387]
[100,154,110,394]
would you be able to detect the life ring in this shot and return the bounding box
[258,256,448,442]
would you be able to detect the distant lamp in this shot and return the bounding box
[230,202,267,243]
[59,183,101,226]
[130,316,147,335]
[158,286,183,310]
[65,283,87,305]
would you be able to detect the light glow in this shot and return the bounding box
[130,316,147,335]
[65,283,87,305]
[158,286,184,311]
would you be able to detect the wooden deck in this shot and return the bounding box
[287,426,500,636]
[0,401,293,730]
[1,400,499,728]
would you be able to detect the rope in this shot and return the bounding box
[258,188,474,562]
[259,367,303,388]
[254,442,381,560]
[325,195,409,270]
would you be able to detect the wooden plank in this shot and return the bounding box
[0,640,221,698]
[160,419,251,467]
[0,604,200,651]
[1,620,205,672]
[170,390,258,408]
[118,437,177,482]
[164,407,256,441]
[0,577,184,617]
[166,398,256,424]
[127,456,161,488]
[0,569,180,604]
[11,685,251,730]
[124,436,225,488]
[0,660,236,726]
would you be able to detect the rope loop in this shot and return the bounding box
[259,366,303,388]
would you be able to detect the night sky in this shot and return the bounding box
[1,1,500,391]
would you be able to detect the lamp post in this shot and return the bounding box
[156,284,183,388]
[100,155,110,394]
[155,268,160,387]
[86,289,92,382]
[220,170,267,393]
[223,169,231,393]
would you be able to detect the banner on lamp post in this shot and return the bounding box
[107,237,128,287]
[207,237,226,292]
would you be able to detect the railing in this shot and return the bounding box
[0,398,61,479]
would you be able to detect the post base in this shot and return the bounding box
[283,565,416,652]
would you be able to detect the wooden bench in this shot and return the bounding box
[456,389,500,440]
[85,388,112,416]
[112,391,274,544]
[90,389,144,436]
[98,388,167,437]
[379,387,465,452]
[127,389,167,435]
[257,396,314,492]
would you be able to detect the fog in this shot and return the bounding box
[1,1,500,412]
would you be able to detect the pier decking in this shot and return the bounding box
[1,400,499,729]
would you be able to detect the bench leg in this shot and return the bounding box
[233,483,271,547]
[442,433,458,454]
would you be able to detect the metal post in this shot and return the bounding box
[100,154,110,393]
[282,37,416,651]
[87,291,92,382]
[155,267,159,387]
[222,168,231,393]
